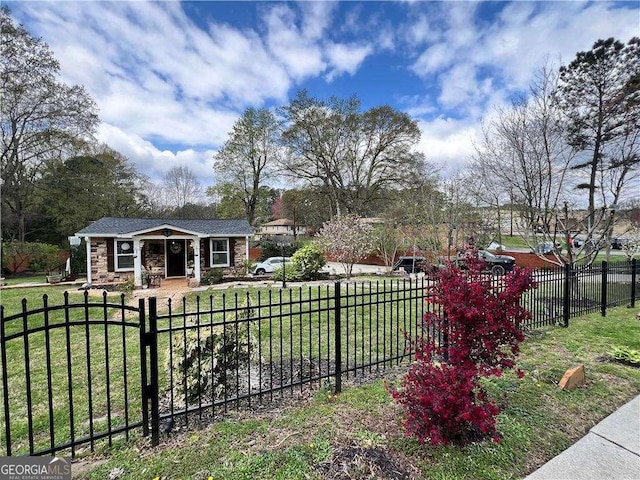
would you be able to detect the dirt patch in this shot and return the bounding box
[72,458,108,479]
[315,444,420,480]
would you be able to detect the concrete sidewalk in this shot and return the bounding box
[524,394,640,480]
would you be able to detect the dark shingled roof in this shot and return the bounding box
[76,217,253,236]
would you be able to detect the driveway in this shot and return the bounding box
[322,262,389,275]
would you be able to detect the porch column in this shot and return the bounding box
[84,237,92,284]
[133,238,142,287]
[194,237,201,283]
[245,235,250,274]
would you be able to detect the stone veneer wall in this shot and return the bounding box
[199,237,247,276]
[143,241,165,273]
[91,238,134,284]
[232,238,247,269]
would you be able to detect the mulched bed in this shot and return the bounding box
[315,444,421,480]
[156,359,409,437]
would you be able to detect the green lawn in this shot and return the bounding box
[72,306,640,480]
[3,284,639,479]
[1,275,49,286]
[496,236,530,249]
[0,281,429,456]
[1,286,143,456]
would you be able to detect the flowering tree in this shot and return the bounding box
[315,214,374,279]
[389,253,536,445]
[621,226,640,261]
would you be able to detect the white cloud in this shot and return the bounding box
[405,15,441,45]
[416,117,481,178]
[325,43,373,81]
[412,43,452,75]
[263,4,327,80]
[97,124,216,183]
[408,1,640,116]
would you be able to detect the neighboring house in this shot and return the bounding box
[256,218,307,239]
[75,217,253,287]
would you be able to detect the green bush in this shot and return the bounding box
[291,244,325,280]
[271,264,303,282]
[167,303,259,405]
[116,278,135,293]
[230,259,256,278]
[201,268,224,285]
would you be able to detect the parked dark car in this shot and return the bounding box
[456,250,516,276]
[611,238,627,250]
[392,256,427,274]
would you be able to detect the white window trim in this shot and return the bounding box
[115,239,135,272]
[209,238,230,267]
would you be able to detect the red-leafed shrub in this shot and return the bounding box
[389,251,536,446]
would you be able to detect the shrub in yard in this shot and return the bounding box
[291,244,326,280]
[611,345,640,366]
[167,303,259,404]
[271,264,303,282]
[389,340,501,445]
[2,242,64,274]
[116,278,135,293]
[259,239,299,260]
[200,268,224,285]
[389,252,536,445]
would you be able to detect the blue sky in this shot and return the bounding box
[7,1,640,183]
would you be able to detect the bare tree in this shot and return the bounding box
[279,90,424,217]
[212,108,281,225]
[471,65,584,265]
[163,165,202,208]
[1,7,98,241]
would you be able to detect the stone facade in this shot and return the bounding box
[233,238,247,267]
[91,237,248,284]
[90,238,134,283]
[200,237,248,276]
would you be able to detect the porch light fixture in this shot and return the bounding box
[163,228,172,237]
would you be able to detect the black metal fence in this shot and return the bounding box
[1,259,637,456]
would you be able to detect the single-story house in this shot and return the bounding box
[75,217,254,287]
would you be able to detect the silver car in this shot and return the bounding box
[253,257,293,275]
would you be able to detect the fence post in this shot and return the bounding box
[631,258,637,308]
[563,263,571,328]
[139,299,149,438]
[601,261,608,317]
[0,306,11,456]
[146,297,160,446]
[334,282,342,394]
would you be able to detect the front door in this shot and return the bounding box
[166,239,186,277]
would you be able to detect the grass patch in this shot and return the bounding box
[0,286,141,455]
[496,236,530,249]
[73,306,640,479]
[1,275,49,286]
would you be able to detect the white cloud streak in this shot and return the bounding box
[9,1,638,183]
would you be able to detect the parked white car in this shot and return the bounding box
[253,257,293,275]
